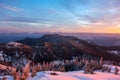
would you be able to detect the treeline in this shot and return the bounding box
[1,57,119,80]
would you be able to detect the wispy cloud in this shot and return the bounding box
[0,16,55,25]
[60,0,120,24]
[0,17,40,23]
[0,3,23,12]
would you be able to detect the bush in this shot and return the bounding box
[50,72,58,75]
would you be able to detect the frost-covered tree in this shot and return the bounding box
[99,57,103,67]
[11,67,17,80]
[21,61,30,80]
[31,66,37,78]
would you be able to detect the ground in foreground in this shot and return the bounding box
[2,70,120,80]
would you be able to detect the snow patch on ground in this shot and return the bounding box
[1,70,120,80]
[6,41,22,48]
[1,65,120,80]
[27,70,120,80]
[108,50,120,55]
[0,76,13,80]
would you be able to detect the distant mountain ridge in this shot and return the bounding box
[0,33,120,46]
[17,34,80,45]
[17,34,120,62]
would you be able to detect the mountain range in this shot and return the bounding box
[17,34,120,62]
[0,34,120,67]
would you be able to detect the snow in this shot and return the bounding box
[6,41,22,48]
[1,65,120,80]
[0,64,7,70]
[7,42,22,46]
[0,51,4,61]
[27,70,120,80]
[0,76,13,80]
[103,64,120,73]
[0,64,11,70]
[1,70,120,80]
[110,51,118,55]
[108,50,120,55]
[111,66,120,73]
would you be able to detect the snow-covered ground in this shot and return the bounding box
[0,64,11,70]
[27,71,120,80]
[1,65,120,80]
[108,50,120,55]
[0,76,13,80]
[1,70,120,80]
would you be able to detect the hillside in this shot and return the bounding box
[17,34,120,62]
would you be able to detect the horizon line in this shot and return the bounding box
[0,32,120,34]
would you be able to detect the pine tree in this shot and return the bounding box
[11,67,17,80]
[31,66,37,77]
[37,63,42,71]
[99,57,103,68]
[21,61,30,80]
[84,60,90,74]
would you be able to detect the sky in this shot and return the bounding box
[0,0,120,33]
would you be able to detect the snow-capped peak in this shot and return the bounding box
[6,41,22,48]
